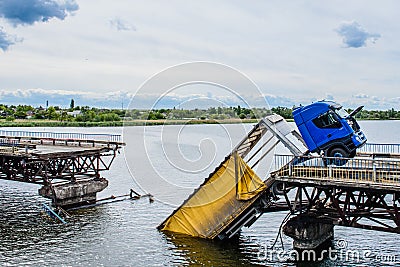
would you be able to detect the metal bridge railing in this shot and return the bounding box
[0,138,17,145]
[273,154,400,186]
[0,130,122,143]
[0,138,20,153]
[359,143,400,154]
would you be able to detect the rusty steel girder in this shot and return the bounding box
[275,181,400,234]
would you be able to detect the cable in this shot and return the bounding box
[270,211,292,250]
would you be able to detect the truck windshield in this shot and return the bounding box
[312,111,342,129]
[335,108,349,119]
[335,107,360,132]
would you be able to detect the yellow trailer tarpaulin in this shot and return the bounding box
[159,152,266,238]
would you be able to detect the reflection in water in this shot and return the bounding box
[0,183,114,266]
[163,232,265,266]
[162,231,339,266]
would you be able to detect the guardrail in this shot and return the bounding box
[0,130,122,143]
[0,138,18,145]
[273,154,400,186]
[359,143,400,154]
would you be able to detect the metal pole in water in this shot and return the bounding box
[42,203,67,224]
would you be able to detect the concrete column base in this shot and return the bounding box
[39,178,108,208]
[283,214,334,251]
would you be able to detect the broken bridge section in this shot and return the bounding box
[0,130,125,208]
[159,115,400,253]
[158,114,306,239]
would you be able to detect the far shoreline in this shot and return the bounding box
[0,118,398,128]
[0,118,259,127]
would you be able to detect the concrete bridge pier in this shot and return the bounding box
[39,178,108,208]
[283,214,334,259]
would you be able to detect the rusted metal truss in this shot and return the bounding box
[0,149,117,185]
[277,182,400,234]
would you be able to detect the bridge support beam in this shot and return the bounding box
[283,214,334,251]
[39,178,108,208]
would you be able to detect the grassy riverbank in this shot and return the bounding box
[1,117,398,127]
[0,118,261,127]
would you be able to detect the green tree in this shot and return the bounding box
[6,116,15,121]
[236,105,241,116]
[14,110,27,119]
[209,107,216,114]
[47,106,59,120]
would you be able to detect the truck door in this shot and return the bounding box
[305,110,348,149]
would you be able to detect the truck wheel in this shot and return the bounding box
[328,147,348,166]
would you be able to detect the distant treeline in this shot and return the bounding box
[1,102,400,125]
[267,106,400,120]
[125,106,263,120]
[0,103,123,122]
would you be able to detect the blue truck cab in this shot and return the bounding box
[293,101,367,158]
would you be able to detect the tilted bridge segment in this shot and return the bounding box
[271,152,400,249]
[0,130,125,208]
[159,115,400,251]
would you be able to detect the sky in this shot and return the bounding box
[0,0,399,110]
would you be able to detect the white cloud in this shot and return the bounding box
[325,94,335,101]
[336,21,381,48]
[341,94,400,110]
[109,17,136,31]
[0,88,134,108]
[0,1,399,109]
[0,26,22,51]
[0,0,78,26]
[0,27,14,51]
[353,93,369,99]
[0,0,78,49]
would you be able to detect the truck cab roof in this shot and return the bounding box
[293,101,342,124]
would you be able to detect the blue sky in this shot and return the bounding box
[0,0,399,109]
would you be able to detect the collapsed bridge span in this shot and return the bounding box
[158,114,307,240]
[0,130,125,208]
[159,115,400,251]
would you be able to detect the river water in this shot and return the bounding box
[0,121,399,266]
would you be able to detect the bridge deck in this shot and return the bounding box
[0,130,124,158]
[0,144,111,157]
[273,154,400,191]
[0,131,124,185]
[275,175,400,192]
[0,129,122,143]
